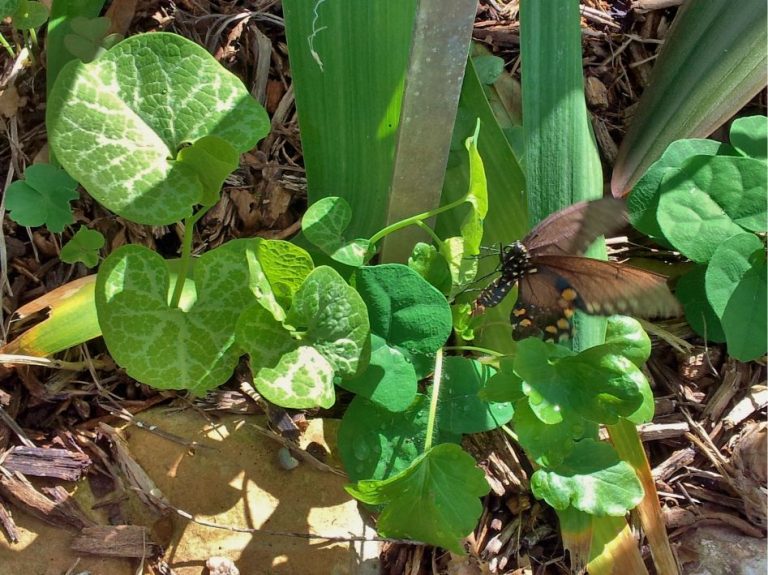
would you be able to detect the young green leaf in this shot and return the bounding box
[244,239,314,320]
[472,55,504,85]
[435,356,513,434]
[176,136,240,206]
[627,138,729,240]
[5,164,78,232]
[705,233,764,318]
[479,357,524,404]
[530,439,644,516]
[60,226,105,268]
[286,266,370,377]
[602,316,652,369]
[338,334,417,412]
[354,264,452,375]
[346,443,489,553]
[96,241,262,395]
[302,197,371,267]
[513,338,575,425]
[657,155,766,261]
[730,115,767,161]
[722,254,767,361]
[558,347,648,425]
[514,335,653,426]
[238,264,370,409]
[47,33,269,225]
[253,345,336,409]
[12,0,48,29]
[0,0,19,19]
[675,266,726,342]
[440,126,489,291]
[408,242,452,295]
[338,394,461,482]
[63,16,113,63]
[706,234,767,360]
[513,399,598,468]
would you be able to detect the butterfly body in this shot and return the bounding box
[472,198,681,341]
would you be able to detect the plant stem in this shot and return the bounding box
[368,195,468,247]
[0,33,14,58]
[443,345,504,357]
[414,220,444,250]
[169,208,208,309]
[423,347,444,452]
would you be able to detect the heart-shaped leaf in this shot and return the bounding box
[346,443,489,554]
[530,439,643,516]
[96,240,264,395]
[48,33,269,225]
[302,197,371,266]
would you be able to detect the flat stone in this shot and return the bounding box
[1,410,379,575]
[680,525,767,575]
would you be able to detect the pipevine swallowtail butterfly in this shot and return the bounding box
[472,197,681,342]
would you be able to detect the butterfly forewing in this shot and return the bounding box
[524,197,627,257]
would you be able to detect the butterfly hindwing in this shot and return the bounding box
[531,255,682,318]
[512,269,577,341]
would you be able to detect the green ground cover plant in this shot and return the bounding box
[4,0,765,570]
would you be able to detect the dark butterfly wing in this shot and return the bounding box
[523,197,627,257]
[531,255,682,319]
[511,268,576,342]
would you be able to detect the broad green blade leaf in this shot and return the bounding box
[346,443,489,553]
[656,155,763,262]
[0,275,100,356]
[627,138,730,241]
[302,197,371,267]
[706,234,767,361]
[282,0,416,239]
[286,266,370,377]
[722,255,767,361]
[611,0,768,196]
[730,115,768,160]
[675,265,726,342]
[519,0,605,351]
[513,399,598,468]
[354,264,452,367]
[47,33,269,225]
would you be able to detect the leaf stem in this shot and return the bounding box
[169,208,209,309]
[0,33,14,58]
[423,347,444,452]
[443,345,505,357]
[368,195,468,247]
